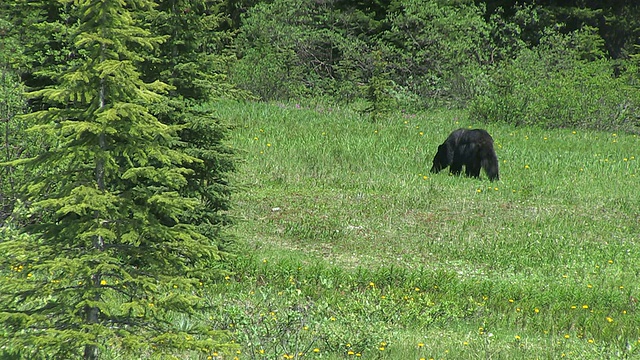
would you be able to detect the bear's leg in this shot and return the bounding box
[450,162,463,176]
[465,163,481,178]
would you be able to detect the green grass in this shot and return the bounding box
[207,100,640,359]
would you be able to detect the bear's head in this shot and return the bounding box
[430,143,449,173]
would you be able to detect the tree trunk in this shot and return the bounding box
[84,67,107,360]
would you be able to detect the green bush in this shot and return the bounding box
[380,0,495,107]
[232,0,501,107]
[231,0,346,100]
[470,27,640,133]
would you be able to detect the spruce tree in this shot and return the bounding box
[142,0,243,246]
[0,1,231,359]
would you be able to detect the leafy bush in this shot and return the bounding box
[232,0,344,100]
[380,0,495,107]
[232,0,500,107]
[470,27,640,133]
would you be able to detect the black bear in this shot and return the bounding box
[430,128,499,181]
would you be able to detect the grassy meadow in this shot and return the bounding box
[206,100,640,359]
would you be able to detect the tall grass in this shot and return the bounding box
[208,100,639,359]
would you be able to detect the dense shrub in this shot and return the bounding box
[232,0,346,100]
[380,0,495,107]
[232,0,498,108]
[469,27,640,133]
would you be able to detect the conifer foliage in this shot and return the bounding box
[0,1,230,359]
[142,0,241,246]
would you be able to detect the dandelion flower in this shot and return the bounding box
[515,335,521,340]
[606,317,614,323]
[100,279,107,286]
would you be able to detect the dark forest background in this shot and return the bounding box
[226,0,640,129]
[3,1,640,126]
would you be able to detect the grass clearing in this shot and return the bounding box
[208,100,639,359]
